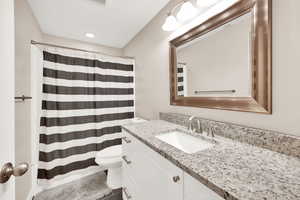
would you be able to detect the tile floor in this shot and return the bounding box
[34,172,122,200]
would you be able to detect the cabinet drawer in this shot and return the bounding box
[122,129,140,156]
[184,173,224,200]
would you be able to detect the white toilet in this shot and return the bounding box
[95,145,122,189]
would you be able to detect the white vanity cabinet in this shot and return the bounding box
[122,129,223,200]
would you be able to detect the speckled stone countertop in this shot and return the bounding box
[122,120,300,200]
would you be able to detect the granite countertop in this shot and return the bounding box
[122,120,300,200]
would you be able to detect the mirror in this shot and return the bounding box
[170,0,272,114]
[176,14,251,97]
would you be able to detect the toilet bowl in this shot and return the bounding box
[95,145,122,189]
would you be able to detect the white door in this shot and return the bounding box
[0,0,16,199]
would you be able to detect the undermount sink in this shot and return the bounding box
[155,130,214,154]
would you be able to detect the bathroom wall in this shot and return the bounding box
[15,0,43,199]
[43,34,123,57]
[15,1,123,200]
[123,0,300,136]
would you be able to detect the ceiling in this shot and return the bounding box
[28,0,170,48]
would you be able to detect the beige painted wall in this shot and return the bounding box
[123,0,300,136]
[43,34,123,57]
[15,1,123,199]
[15,0,43,199]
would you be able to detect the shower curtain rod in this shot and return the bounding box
[31,40,134,60]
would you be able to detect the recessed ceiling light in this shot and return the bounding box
[85,33,95,38]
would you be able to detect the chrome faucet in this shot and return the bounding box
[187,116,202,134]
[207,126,215,138]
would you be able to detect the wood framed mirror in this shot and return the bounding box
[169,0,272,114]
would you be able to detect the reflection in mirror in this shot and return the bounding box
[176,13,252,97]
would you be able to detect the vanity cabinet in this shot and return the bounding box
[122,129,223,200]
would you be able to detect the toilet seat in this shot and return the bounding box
[95,145,122,168]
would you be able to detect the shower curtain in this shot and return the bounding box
[36,47,135,189]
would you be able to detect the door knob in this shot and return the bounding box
[0,162,29,183]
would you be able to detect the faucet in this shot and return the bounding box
[187,116,215,138]
[187,116,202,134]
[207,126,215,138]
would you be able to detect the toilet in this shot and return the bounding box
[95,145,122,189]
[95,118,147,189]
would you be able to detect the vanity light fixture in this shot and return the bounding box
[162,0,222,32]
[162,13,180,31]
[177,1,198,22]
[85,33,95,38]
[197,0,219,7]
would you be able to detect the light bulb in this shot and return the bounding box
[85,33,95,38]
[176,1,198,22]
[162,15,179,31]
[197,0,219,8]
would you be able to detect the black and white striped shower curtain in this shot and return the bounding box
[37,48,134,187]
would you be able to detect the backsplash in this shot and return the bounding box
[160,112,300,158]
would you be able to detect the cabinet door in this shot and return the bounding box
[122,130,183,200]
[122,168,142,200]
[184,173,224,200]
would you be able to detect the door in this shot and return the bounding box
[0,0,15,199]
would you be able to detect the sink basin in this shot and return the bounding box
[155,130,213,154]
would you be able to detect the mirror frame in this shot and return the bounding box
[169,0,272,114]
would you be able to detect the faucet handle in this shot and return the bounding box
[187,116,195,131]
[196,119,203,134]
[188,116,195,121]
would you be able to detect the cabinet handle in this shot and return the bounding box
[123,187,132,199]
[122,137,132,143]
[172,176,180,183]
[122,156,132,164]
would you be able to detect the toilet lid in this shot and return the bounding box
[96,145,122,159]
